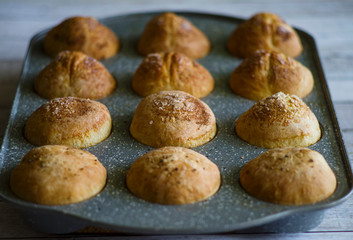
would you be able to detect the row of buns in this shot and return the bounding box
[35,49,314,102]
[10,12,336,208]
[11,145,336,206]
[24,90,321,150]
[42,12,302,60]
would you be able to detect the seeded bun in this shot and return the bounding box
[10,145,107,205]
[44,16,119,60]
[35,51,116,100]
[137,12,210,59]
[235,92,321,148]
[227,12,302,58]
[230,51,314,100]
[240,147,337,205]
[130,90,216,148]
[126,146,220,205]
[25,97,112,148]
[132,52,214,98]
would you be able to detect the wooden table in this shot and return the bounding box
[1,0,353,239]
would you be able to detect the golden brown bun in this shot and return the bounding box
[25,97,112,148]
[240,147,337,205]
[132,52,214,98]
[35,51,116,100]
[130,90,216,148]
[137,12,210,59]
[235,92,321,148]
[10,145,107,205]
[227,12,302,58]
[126,146,220,205]
[44,16,119,60]
[230,51,314,100]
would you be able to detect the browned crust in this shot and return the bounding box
[137,12,210,59]
[227,12,303,58]
[10,145,107,205]
[132,52,214,98]
[35,51,116,100]
[230,51,314,100]
[44,16,119,60]
[235,92,321,148]
[24,97,112,148]
[126,146,221,205]
[130,90,217,148]
[240,147,337,205]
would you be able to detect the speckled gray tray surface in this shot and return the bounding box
[0,11,352,234]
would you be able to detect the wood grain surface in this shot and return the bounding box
[1,0,353,239]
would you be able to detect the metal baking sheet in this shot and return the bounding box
[0,11,352,234]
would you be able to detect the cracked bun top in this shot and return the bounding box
[227,12,302,58]
[44,16,119,60]
[230,51,314,100]
[132,52,214,98]
[10,145,107,205]
[240,147,337,205]
[35,51,116,100]
[126,146,221,205]
[25,97,112,148]
[130,90,216,148]
[235,92,321,148]
[137,12,210,59]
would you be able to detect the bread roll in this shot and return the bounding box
[137,12,210,59]
[130,90,216,148]
[35,51,116,100]
[240,147,337,205]
[235,92,321,148]
[10,145,107,205]
[227,12,302,58]
[126,146,221,205]
[25,97,112,148]
[132,52,214,98]
[230,51,313,100]
[44,16,119,60]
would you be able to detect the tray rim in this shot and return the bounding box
[1,10,353,234]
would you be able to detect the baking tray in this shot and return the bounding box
[0,11,352,234]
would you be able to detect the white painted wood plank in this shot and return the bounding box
[1,204,353,240]
[0,0,352,61]
[1,10,352,43]
[334,103,353,130]
[63,232,353,240]
[315,192,353,231]
[329,81,353,102]
[1,0,352,18]
[320,53,353,82]
[2,18,352,45]
[0,197,353,239]
[0,41,28,60]
[0,201,50,238]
